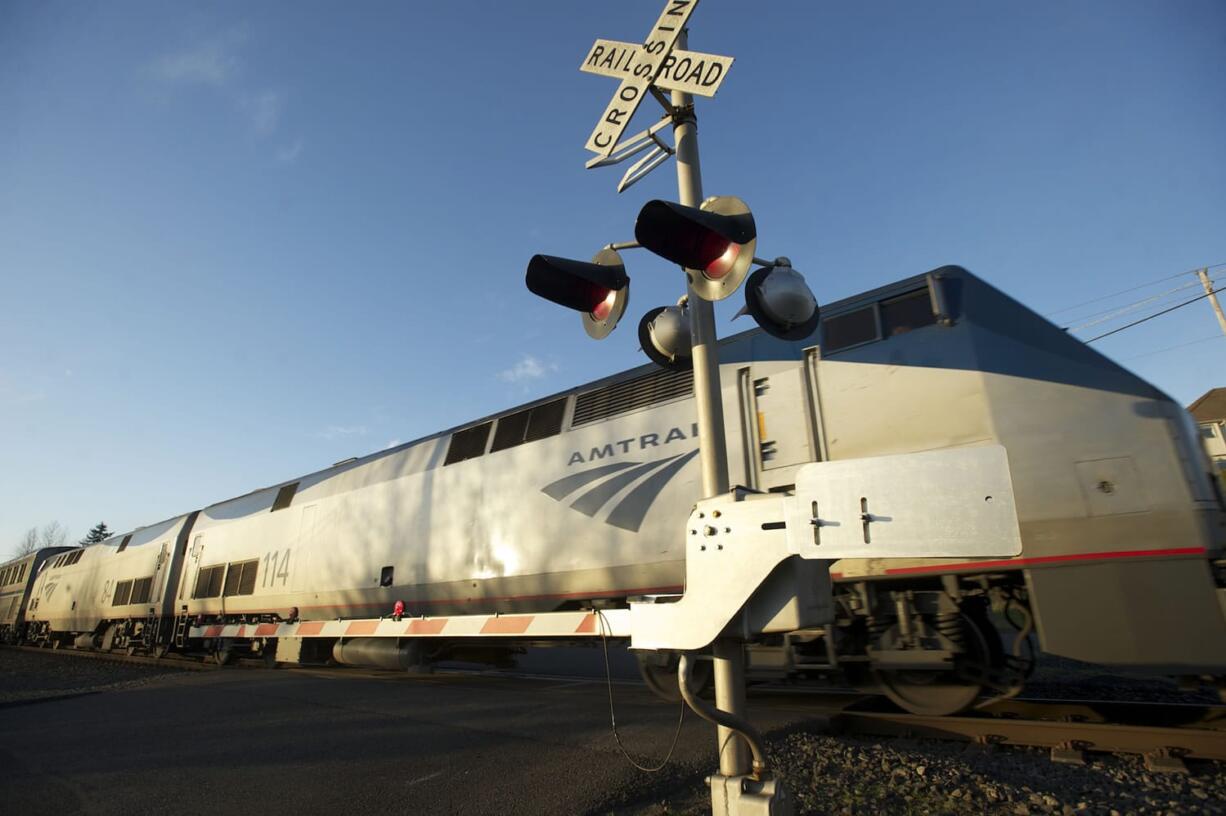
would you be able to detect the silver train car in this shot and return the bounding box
[0,547,74,643]
[22,266,1226,714]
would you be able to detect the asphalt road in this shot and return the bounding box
[0,652,821,816]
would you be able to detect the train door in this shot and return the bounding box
[736,347,826,491]
[180,535,205,602]
[151,542,170,604]
[291,504,316,593]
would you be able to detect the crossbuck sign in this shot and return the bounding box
[582,0,732,158]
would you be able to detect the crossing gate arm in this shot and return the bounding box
[189,609,633,641]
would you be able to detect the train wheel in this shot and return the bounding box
[872,612,1002,717]
[213,639,236,666]
[637,651,712,702]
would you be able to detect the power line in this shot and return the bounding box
[1065,278,1206,331]
[1085,286,1225,343]
[1047,261,1226,317]
[1120,333,1226,362]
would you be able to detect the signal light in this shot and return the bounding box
[737,259,821,340]
[525,248,629,339]
[638,305,692,371]
[634,196,757,302]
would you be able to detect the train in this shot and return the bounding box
[6,265,1225,715]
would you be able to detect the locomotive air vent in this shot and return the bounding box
[572,367,694,427]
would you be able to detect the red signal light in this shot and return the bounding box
[634,197,756,301]
[525,249,629,339]
[590,287,617,320]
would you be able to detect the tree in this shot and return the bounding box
[15,527,39,557]
[38,521,68,550]
[80,522,111,546]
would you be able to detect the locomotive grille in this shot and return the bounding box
[572,368,693,427]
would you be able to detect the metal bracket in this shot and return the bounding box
[628,445,1023,651]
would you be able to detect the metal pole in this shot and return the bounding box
[670,28,748,779]
[1196,268,1226,338]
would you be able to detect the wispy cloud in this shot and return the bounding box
[498,355,558,384]
[275,138,304,165]
[149,25,300,157]
[151,26,248,87]
[240,90,282,136]
[385,439,402,450]
[0,386,45,406]
[314,425,368,440]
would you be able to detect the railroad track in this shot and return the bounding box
[8,644,1224,768]
[802,693,1226,770]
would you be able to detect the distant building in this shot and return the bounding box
[1188,388,1226,469]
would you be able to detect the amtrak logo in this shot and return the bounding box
[540,449,699,532]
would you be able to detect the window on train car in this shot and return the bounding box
[222,560,259,597]
[112,580,133,606]
[130,577,153,605]
[820,305,880,354]
[1202,426,1216,438]
[271,482,299,512]
[117,535,132,552]
[443,421,493,465]
[193,565,225,599]
[380,566,394,587]
[237,560,258,595]
[880,289,937,337]
[490,398,568,453]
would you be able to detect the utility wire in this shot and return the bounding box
[1085,286,1225,343]
[1048,261,1226,318]
[1065,279,1207,331]
[1121,333,1226,362]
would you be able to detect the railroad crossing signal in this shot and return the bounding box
[635,196,757,302]
[525,249,629,339]
[584,0,701,157]
[580,39,733,99]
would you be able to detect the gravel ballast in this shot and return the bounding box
[0,647,189,704]
[615,730,1225,816]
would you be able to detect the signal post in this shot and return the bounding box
[665,28,751,782]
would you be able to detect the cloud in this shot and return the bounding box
[498,355,558,383]
[314,425,368,440]
[151,26,249,87]
[385,439,402,450]
[275,138,304,164]
[240,91,282,136]
[150,25,297,151]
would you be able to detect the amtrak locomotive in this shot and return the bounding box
[12,266,1226,715]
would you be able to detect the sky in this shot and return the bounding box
[2,0,1224,556]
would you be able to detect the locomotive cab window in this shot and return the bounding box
[821,305,880,354]
[444,421,493,465]
[880,289,937,337]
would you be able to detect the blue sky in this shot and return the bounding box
[2,1,1224,555]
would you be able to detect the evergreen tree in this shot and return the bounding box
[80,522,110,546]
